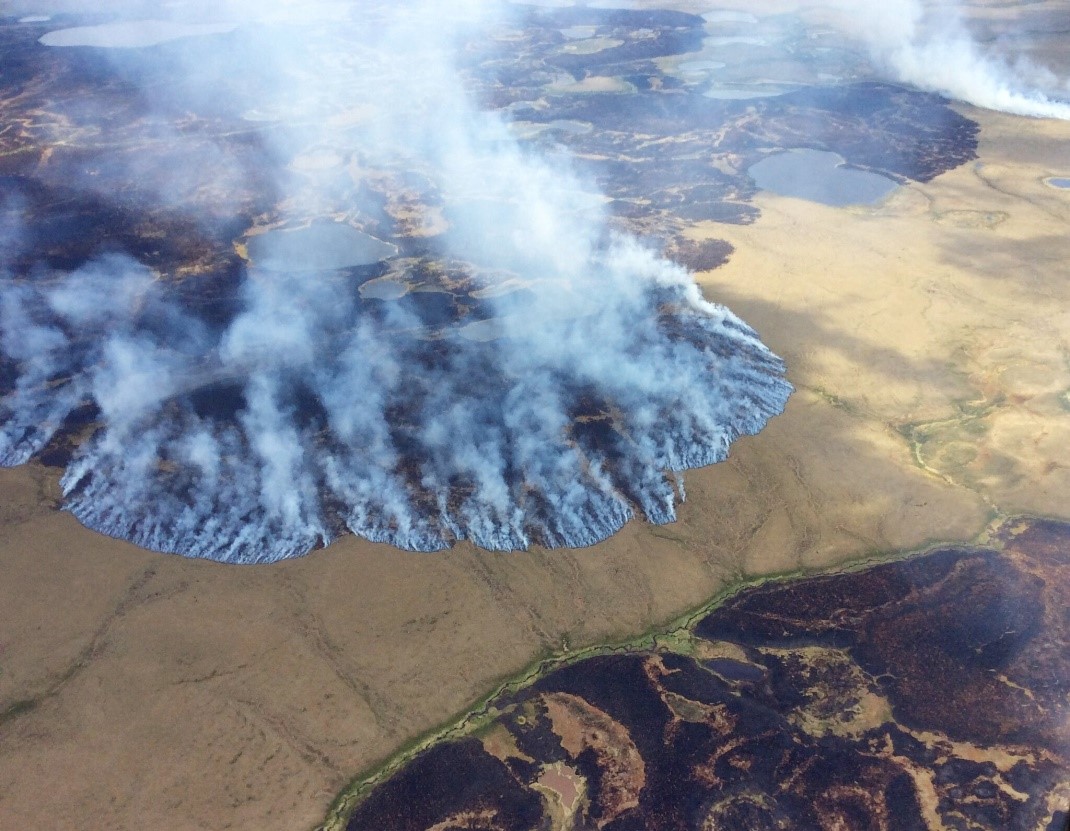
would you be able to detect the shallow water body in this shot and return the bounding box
[39,20,236,48]
[749,148,898,206]
[246,224,397,271]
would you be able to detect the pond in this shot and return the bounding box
[705,85,789,100]
[678,59,726,74]
[748,148,898,206]
[39,20,236,48]
[246,224,396,272]
[702,10,759,24]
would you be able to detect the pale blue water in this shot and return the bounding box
[39,21,235,48]
[247,224,396,271]
[749,149,898,206]
[679,60,726,73]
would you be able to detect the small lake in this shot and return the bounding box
[749,149,898,206]
[704,35,768,47]
[246,224,396,272]
[705,86,789,100]
[678,59,726,74]
[39,20,236,48]
[705,657,766,682]
[702,10,759,24]
[1045,177,1070,189]
[560,26,598,40]
[359,277,409,301]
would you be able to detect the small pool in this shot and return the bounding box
[704,35,768,47]
[560,26,598,40]
[749,148,898,206]
[705,86,789,100]
[39,20,236,48]
[678,60,727,74]
[702,10,759,24]
[705,657,766,682]
[246,224,396,272]
[359,277,409,301]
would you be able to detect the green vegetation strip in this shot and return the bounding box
[316,516,1027,831]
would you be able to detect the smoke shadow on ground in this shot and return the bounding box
[691,287,956,399]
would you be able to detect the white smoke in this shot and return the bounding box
[830,0,1070,119]
[0,0,792,562]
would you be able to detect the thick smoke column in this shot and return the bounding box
[0,0,791,562]
[833,0,1070,119]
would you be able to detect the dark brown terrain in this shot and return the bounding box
[342,519,1070,831]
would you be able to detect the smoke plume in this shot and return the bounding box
[833,0,1070,119]
[0,1,791,562]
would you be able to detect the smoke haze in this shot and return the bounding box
[8,0,1059,562]
[829,0,1070,119]
[0,1,792,562]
